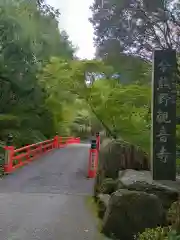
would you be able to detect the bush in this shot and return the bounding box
[136,227,170,239]
[136,227,180,240]
[137,200,180,240]
[167,201,180,233]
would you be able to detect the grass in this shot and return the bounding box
[85,196,111,240]
[86,196,102,228]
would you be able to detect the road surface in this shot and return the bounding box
[0,144,104,240]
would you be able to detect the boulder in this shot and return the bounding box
[99,178,117,195]
[98,140,150,181]
[94,140,149,200]
[97,194,110,219]
[93,168,104,200]
[98,139,124,180]
[93,139,122,199]
[117,170,179,212]
[118,169,153,187]
[101,190,163,240]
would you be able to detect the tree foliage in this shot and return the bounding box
[0,0,74,146]
[90,79,151,151]
[90,0,180,60]
[40,57,151,152]
[89,0,180,155]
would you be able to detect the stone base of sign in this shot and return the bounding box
[117,170,179,213]
[152,163,176,181]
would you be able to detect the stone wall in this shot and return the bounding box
[94,138,149,199]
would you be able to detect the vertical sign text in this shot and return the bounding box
[152,50,176,180]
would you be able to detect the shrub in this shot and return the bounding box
[137,200,180,240]
[167,201,180,233]
[136,226,170,240]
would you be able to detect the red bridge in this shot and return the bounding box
[4,136,80,174]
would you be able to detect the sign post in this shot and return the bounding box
[151,50,177,181]
[87,139,98,178]
[4,133,14,174]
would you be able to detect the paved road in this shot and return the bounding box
[0,144,103,240]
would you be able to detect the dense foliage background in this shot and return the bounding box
[0,0,75,147]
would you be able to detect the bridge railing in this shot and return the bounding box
[3,136,80,174]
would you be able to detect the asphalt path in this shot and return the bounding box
[0,144,104,240]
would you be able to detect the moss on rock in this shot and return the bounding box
[94,139,150,200]
[99,178,117,195]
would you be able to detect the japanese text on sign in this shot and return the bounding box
[152,50,176,180]
[156,146,171,163]
[155,58,175,165]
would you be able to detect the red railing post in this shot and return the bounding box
[54,135,58,149]
[4,146,14,174]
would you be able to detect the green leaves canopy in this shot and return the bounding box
[40,57,151,152]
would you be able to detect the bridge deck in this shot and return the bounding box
[0,144,104,240]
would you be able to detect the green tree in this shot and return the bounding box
[0,0,75,146]
[40,57,151,151]
[90,0,180,59]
